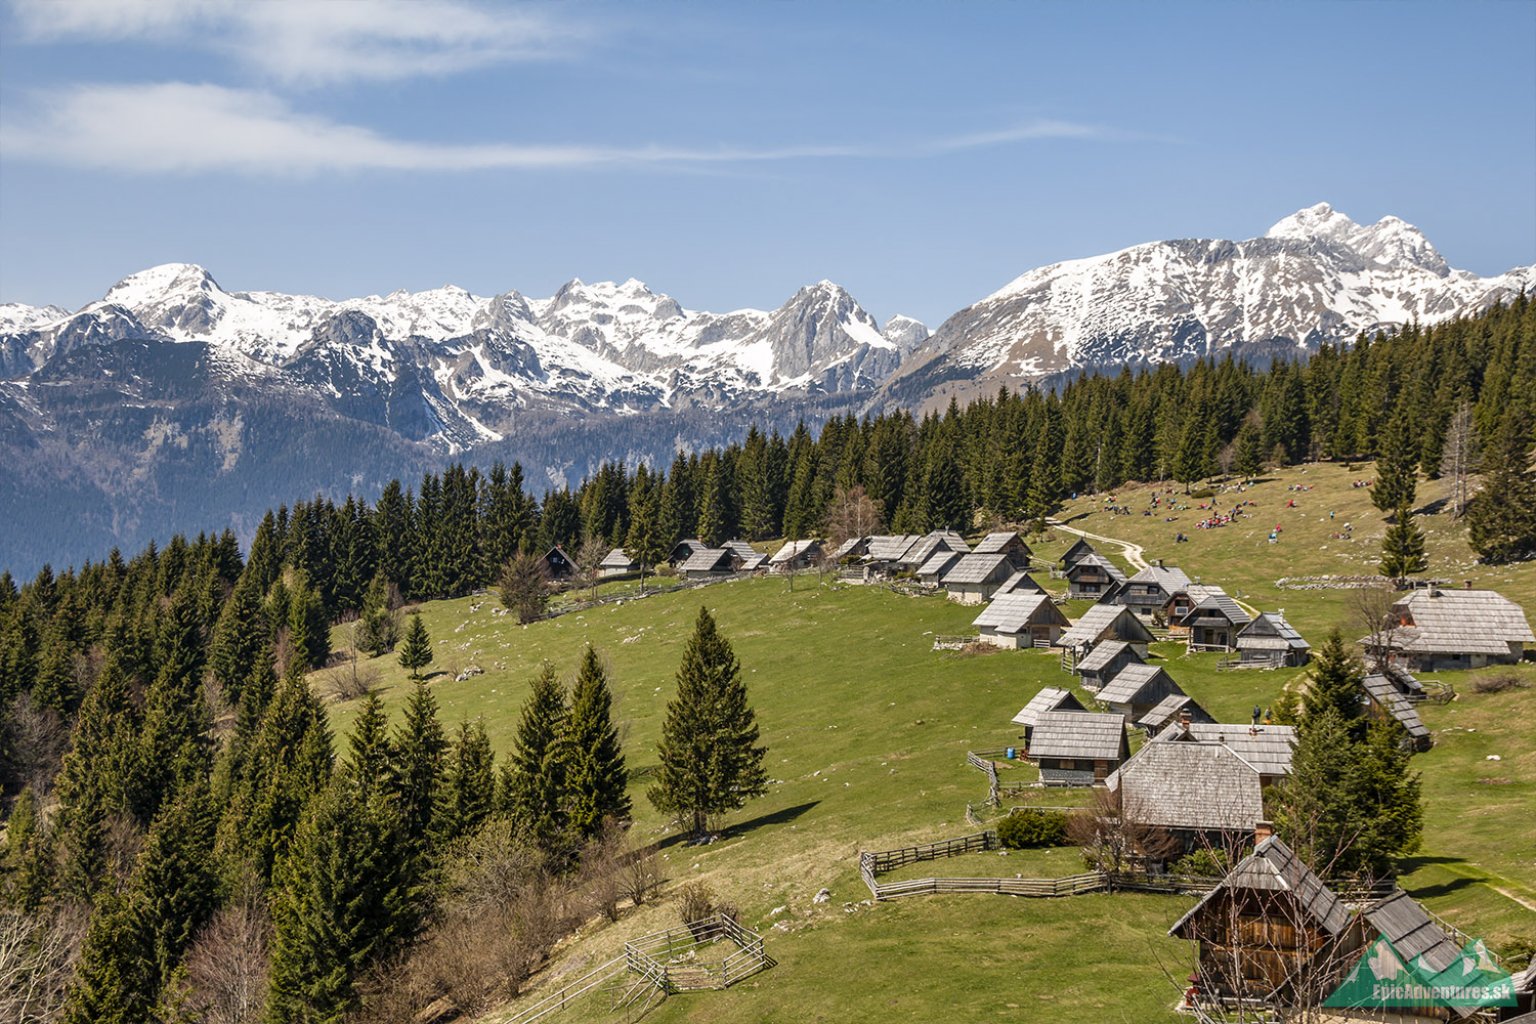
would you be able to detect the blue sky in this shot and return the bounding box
[2,0,1532,327]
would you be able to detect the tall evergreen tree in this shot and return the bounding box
[344,690,395,798]
[564,646,630,841]
[1371,405,1419,516]
[390,682,448,852]
[1,786,52,911]
[354,571,400,657]
[61,886,155,1024]
[1467,410,1536,563]
[439,718,496,842]
[133,774,218,994]
[1379,506,1429,585]
[503,664,571,860]
[397,613,433,680]
[649,607,768,839]
[208,569,269,705]
[1301,629,1366,729]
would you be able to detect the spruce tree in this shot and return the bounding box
[390,682,448,851]
[354,571,399,657]
[504,664,571,860]
[564,646,630,841]
[649,607,768,839]
[397,613,433,680]
[133,774,218,993]
[61,886,155,1024]
[1371,406,1419,515]
[208,569,269,704]
[1,786,52,911]
[625,487,668,595]
[1379,506,1429,585]
[54,658,137,900]
[344,690,395,798]
[1234,414,1265,478]
[440,718,496,842]
[1300,629,1365,728]
[1467,410,1536,563]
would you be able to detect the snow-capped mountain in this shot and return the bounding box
[881,202,1534,407]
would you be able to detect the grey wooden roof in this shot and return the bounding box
[770,538,822,564]
[1075,639,1140,674]
[830,536,868,560]
[1363,890,1460,975]
[1028,710,1127,761]
[1126,564,1192,593]
[904,530,970,565]
[1237,612,1309,650]
[1169,836,1350,939]
[1066,552,1127,584]
[1137,694,1213,731]
[1362,674,1430,740]
[1108,740,1264,833]
[1154,723,1297,777]
[1059,604,1155,649]
[679,548,733,573]
[1177,585,1253,628]
[916,550,964,579]
[1390,587,1536,654]
[1059,538,1098,566]
[972,592,1066,633]
[996,570,1044,595]
[866,534,921,562]
[1011,687,1086,726]
[600,547,636,569]
[973,531,1030,556]
[1096,663,1184,706]
[943,552,1014,586]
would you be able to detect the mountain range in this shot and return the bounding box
[2,202,1530,570]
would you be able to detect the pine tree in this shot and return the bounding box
[1300,629,1366,729]
[344,690,395,798]
[1,786,52,911]
[265,777,414,1024]
[625,486,668,595]
[208,569,269,705]
[1233,414,1265,478]
[504,664,571,860]
[1371,406,1419,516]
[497,552,550,625]
[564,646,630,841]
[649,607,768,839]
[54,658,138,900]
[133,774,218,994]
[1467,410,1536,563]
[1379,506,1429,585]
[61,886,155,1024]
[397,613,433,680]
[285,572,331,672]
[354,571,399,657]
[390,682,448,852]
[135,584,213,825]
[440,718,496,842]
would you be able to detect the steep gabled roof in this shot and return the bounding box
[917,550,964,579]
[1059,538,1098,567]
[996,570,1044,596]
[904,530,970,565]
[1096,663,1184,707]
[1059,604,1156,649]
[1137,694,1213,732]
[770,538,821,564]
[1238,612,1309,650]
[866,534,921,562]
[1075,639,1140,675]
[1390,588,1535,654]
[1154,723,1297,777]
[1011,687,1086,726]
[600,547,637,569]
[1067,552,1128,585]
[1169,836,1350,939]
[830,536,868,560]
[973,592,1067,633]
[1361,673,1430,741]
[722,541,767,570]
[679,548,734,573]
[1177,585,1253,628]
[974,531,1030,556]
[1363,890,1461,975]
[1028,710,1127,761]
[1126,564,1192,593]
[943,552,1013,586]
[1108,740,1264,833]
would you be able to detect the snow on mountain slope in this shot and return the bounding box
[885,203,1533,405]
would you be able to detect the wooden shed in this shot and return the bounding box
[972,593,1071,649]
[770,538,823,571]
[1363,586,1536,671]
[941,552,1015,605]
[1108,739,1266,849]
[1361,673,1432,752]
[1120,562,1192,620]
[972,531,1034,570]
[901,530,970,571]
[1026,710,1129,785]
[864,534,921,575]
[1136,694,1214,735]
[1010,686,1086,742]
[1153,722,1297,783]
[678,547,735,579]
[1095,663,1185,721]
[916,549,964,586]
[723,540,768,572]
[599,547,639,578]
[829,536,870,563]
[1065,553,1127,601]
[1174,586,1252,652]
[1235,613,1311,668]
[543,545,574,580]
[667,539,706,566]
[1058,604,1156,659]
[1074,639,1143,691]
[995,570,1045,597]
[1058,538,1098,571]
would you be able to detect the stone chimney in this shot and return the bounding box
[1466,579,1473,590]
[1254,820,1274,845]
[1177,709,1192,738]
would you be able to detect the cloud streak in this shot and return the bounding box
[0,82,1113,175]
[9,0,582,84]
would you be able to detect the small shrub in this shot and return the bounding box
[674,881,716,926]
[1172,848,1231,878]
[996,808,1069,849]
[1473,673,1527,694]
[1189,487,1216,500]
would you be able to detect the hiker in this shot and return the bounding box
[1251,705,1261,726]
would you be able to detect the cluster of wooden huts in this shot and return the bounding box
[589,536,840,583]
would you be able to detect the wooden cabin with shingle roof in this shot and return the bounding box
[1236,612,1310,668]
[1175,585,1253,652]
[1026,710,1129,785]
[972,593,1071,649]
[1010,687,1086,742]
[901,530,970,571]
[942,552,1016,604]
[1154,722,1297,782]
[1065,552,1127,601]
[1363,586,1536,671]
[1058,604,1156,659]
[1362,673,1432,752]
[1137,694,1214,734]
[830,536,870,563]
[1108,739,1267,848]
[995,570,1044,597]
[916,549,964,586]
[972,531,1033,569]
[667,539,706,566]
[770,538,823,571]
[1095,663,1185,721]
[1120,562,1193,620]
[678,547,736,579]
[1074,639,1143,691]
[1058,537,1098,571]
[599,547,639,578]
[543,545,574,580]
[723,540,768,572]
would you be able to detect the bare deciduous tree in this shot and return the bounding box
[0,904,86,1024]
[826,485,883,549]
[1441,399,1478,519]
[1353,585,1402,672]
[181,892,272,1024]
[1066,789,1179,875]
[574,530,607,602]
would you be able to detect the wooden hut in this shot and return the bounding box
[916,549,964,586]
[995,570,1045,596]
[1108,739,1267,849]
[1058,604,1156,659]
[678,547,735,579]
[972,531,1034,570]
[1074,640,1143,691]
[1026,710,1129,785]
[599,547,639,578]
[1363,586,1536,671]
[1120,562,1192,620]
[972,593,1071,649]
[1010,687,1086,742]
[941,552,1016,605]
[1236,613,1311,668]
[1065,553,1127,601]
[1095,663,1185,721]
[667,539,706,566]
[864,534,921,575]
[1058,538,1098,571]
[900,530,970,572]
[723,540,768,572]
[1153,722,1296,782]
[543,545,574,580]
[829,536,870,563]
[1175,586,1252,652]
[1362,673,1432,752]
[770,538,823,571]
[1136,694,1214,735]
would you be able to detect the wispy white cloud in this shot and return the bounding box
[9,0,582,84]
[0,82,1112,175]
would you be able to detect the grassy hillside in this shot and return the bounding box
[319,461,1536,1022]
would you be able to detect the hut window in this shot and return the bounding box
[1059,759,1076,770]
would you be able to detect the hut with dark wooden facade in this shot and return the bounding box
[942,552,1016,605]
[1026,710,1129,785]
[1074,639,1143,691]
[1010,687,1086,742]
[916,549,964,586]
[830,536,870,563]
[1175,586,1253,652]
[972,531,1033,570]
[723,540,768,572]
[1363,586,1536,671]
[972,593,1071,649]
[543,546,574,580]
[1058,538,1098,571]
[678,547,735,579]
[1095,663,1185,722]
[1065,553,1127,601]
[1120,562,1193,620]
[1235,613,1310,668]
[1137,694,1214,735]
[770,538,823,571]
[1058,605,1156,659]
[667,539,706,566]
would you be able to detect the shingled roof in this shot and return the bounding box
[972,592,1063,633]
[1126,564,1192,593]
[1137,694,1213,732]
[1237,612,1310,651]
[1075,639,1140,674]
[1389,587,1536,655]
[1154,723,1297,777]
[770,538,821,564]
[679,548,733,573]
[1177,585,1253,628]
[973,531,1029,556]
[942,552,1013,585]
[1027,710,1127,761]
[1096,663,1184,707]
[904,530,970,565]
[996,570,1044,596]
[600,547,637,570]
[866,534,921,562]
[1362,673,1430,742]
[1362,890,1461,975]
[917,550,964,580]
[1169,836,1351,939]
[1011,687,1086,727]
[1108,740,1264,833]
[1067,552,1128,585]
[1059,604,1155,649]
[723,541,767,570]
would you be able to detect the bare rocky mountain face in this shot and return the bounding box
[1,203,1527,570]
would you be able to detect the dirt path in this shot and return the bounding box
[1047,518,1263,618]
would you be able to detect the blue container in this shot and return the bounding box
[1005,747,1016,760]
